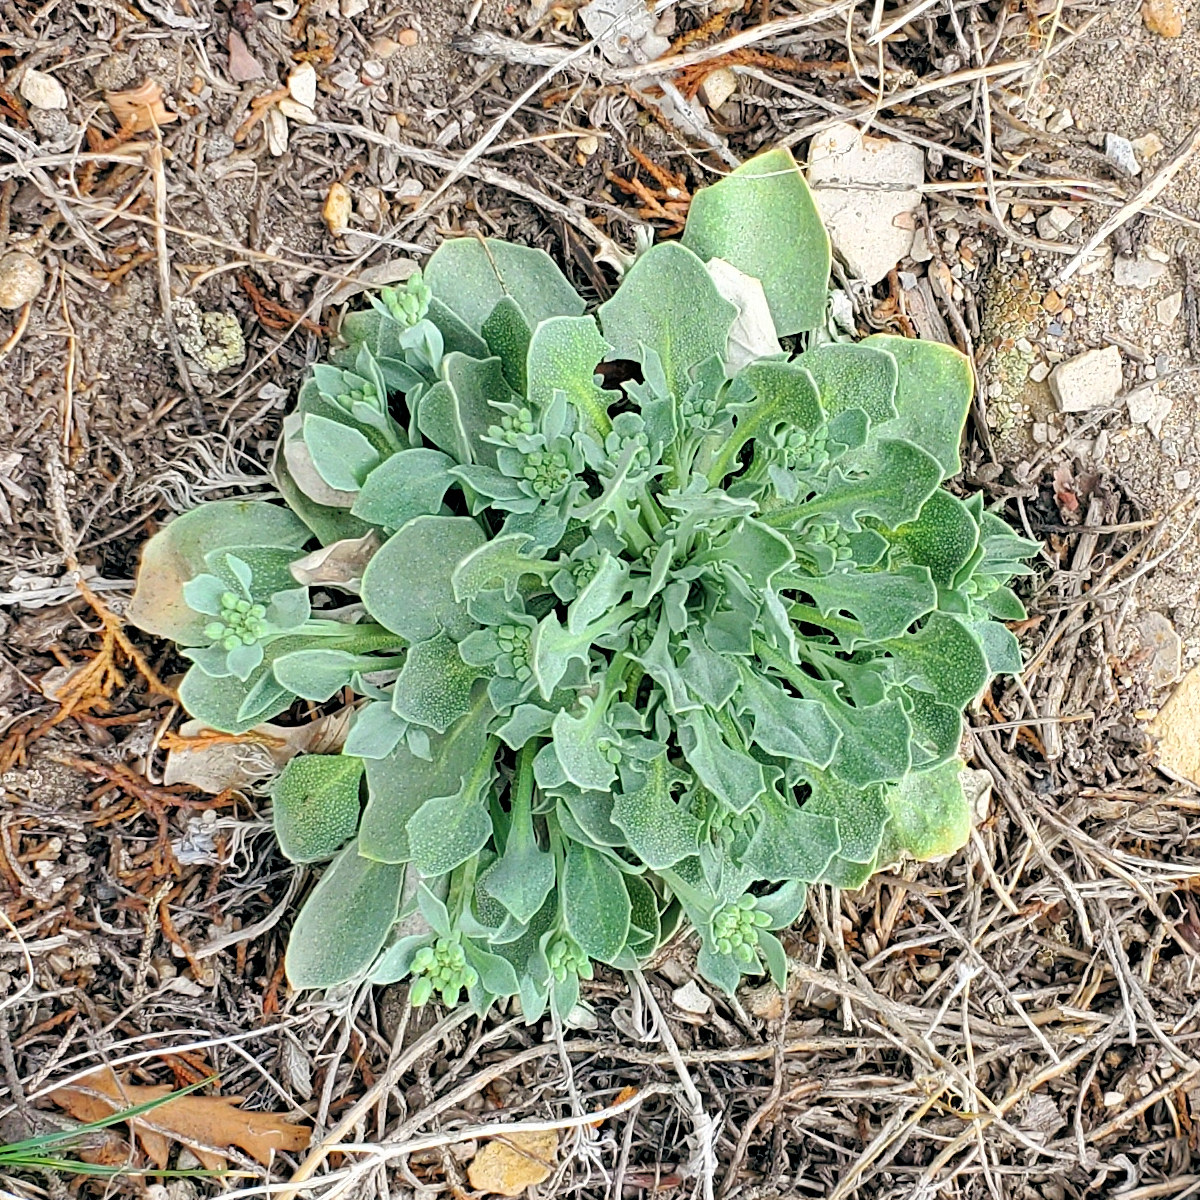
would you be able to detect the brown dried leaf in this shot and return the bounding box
[106,80,179,132]
[48,1069,310,1170]
[466,1129,558,1196]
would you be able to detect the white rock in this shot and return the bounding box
[1036,206,1076,240]
[671,981,713,1015]
[1157,291,1183,325]
[1105,132,1141,176]
[395,176,424,199]
[287,61,317,109]
[341,0,369,14]
[1029,361,1050,383]
[1113,256,1167,290]
[1126,384,1172,435]
[698,67,737,110]
[20,68,67,110]
[278,97,317,124]
[909,225,934,263]
[1176,469,1192,490]
[1047,107,1074,133]
[806,122,924,285]
[1049,345,1123,413]
[1145,245,1170,264]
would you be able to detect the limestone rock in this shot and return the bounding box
[1113,256,1167,290]
[1048,345,1123,413]
[806,122,925,285]
[1150,666,1200,785]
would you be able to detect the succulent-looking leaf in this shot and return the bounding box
[285,842,406,988]
[878,758,972,863]
[358,688,494,862]
[392,634,489,733]
[682,147,831,336]
[424,236,585,333]
[598,241,737,400]
[526,316,612,435]
[864,334,972,477]
[361,515,486,642]
[562,843,630,964]
[129,502,309,645]
[273,754,364,863]
[611,754,700,869]
[351,448,456,531]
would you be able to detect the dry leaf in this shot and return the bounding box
[106,80,179,132]
[49,1069,310,1171]
[164,706,355,792]
[466,1129,557,1196]
[323,181,352,234]
[288,530,382,589]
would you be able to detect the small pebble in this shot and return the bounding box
[1061,309,1075,325]
[1145,364,1158,380]
[576,133,599,157]
[1132,132,1165,160]
[1011,202,1031,221]
[361,60,386,83]
[397,27,419,46]
[1016,337,1033,354]
[1049,344,1123,413]
[1176,470,1192,490]
[395,176,424,199]
[1104,132,1141,176]
[1043,289,1066,315]
[323,181,352,233]
[698,67,737,110]
[0,250,45,309]
[20,68,67,110]
[1047,107,1074,134]
[1037,207,1076,240]
[1029,362,1051,383]
[1113,256,1167,290]
[278,97,316,124]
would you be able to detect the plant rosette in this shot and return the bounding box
[129,148,1037,1020]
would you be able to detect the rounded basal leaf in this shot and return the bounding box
[285,841,406,988]
[863,334,973,478]
[681,147,831,337]
[129,501,309,644]
[392,633,488,733]
[878,758,972,863]
[424,236,585,333]
[597,241,737,400]
[793,342,898,426]
[361,515,486,642]
[273,753,364,863]
[562,843,630,964]
[889,489,980,588]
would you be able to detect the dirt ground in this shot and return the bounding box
[3,0,1200,1196]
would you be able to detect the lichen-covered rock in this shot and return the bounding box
[172,298,247,372]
